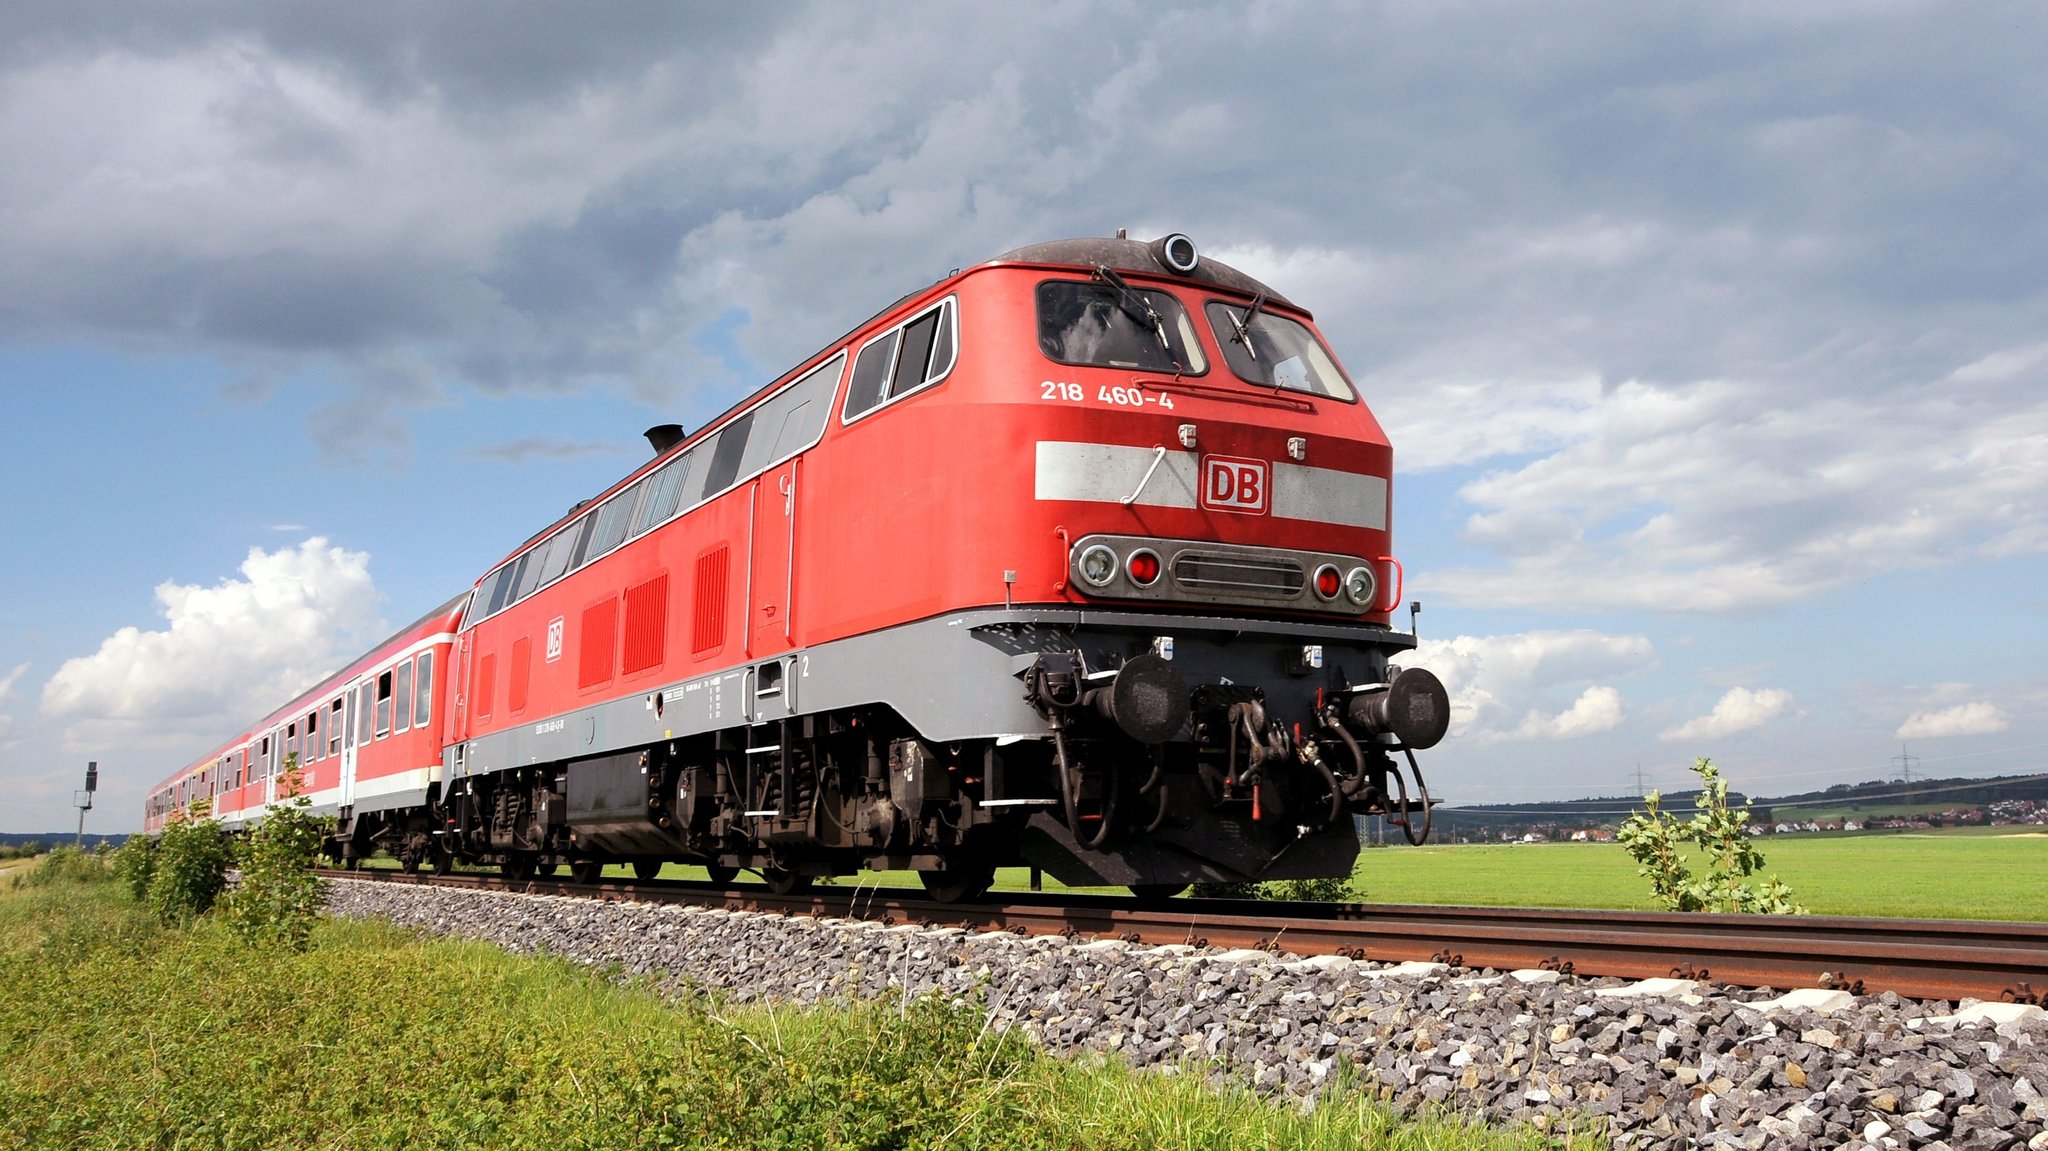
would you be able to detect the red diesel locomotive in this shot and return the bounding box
[146,233,1448,901]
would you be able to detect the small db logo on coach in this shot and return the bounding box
[1202,456,1269,514]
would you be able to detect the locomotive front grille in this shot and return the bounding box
[1170,553,1306,597]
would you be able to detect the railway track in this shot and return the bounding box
[323,868,2048,1005]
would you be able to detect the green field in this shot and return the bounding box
[1349,829,2048,920]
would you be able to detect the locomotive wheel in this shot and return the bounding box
[704,864,740,886]
[759,866,809,896]
[1129,883,1189,905]
[569,859,604,885]
[918,863,996,904]
[632,859,663,882]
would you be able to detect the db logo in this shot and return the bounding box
[1202,456,1269,514]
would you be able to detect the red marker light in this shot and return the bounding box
[1127,550,1161,586]
[1315,566,1341,598]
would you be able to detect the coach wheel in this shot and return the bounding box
[759,866,810,897]
[429,844,456,874]
[919,862,995,904]
[569,859,604,885]
[1129,883,1189,905]
[503,853,538,882]
[632,859,663,882]
[704,864,740,886]
[399,849,423,875]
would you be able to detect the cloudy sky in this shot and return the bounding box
[3,2,2044,833]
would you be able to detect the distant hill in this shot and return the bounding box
[0,832,129,854]
[1434,772,2048,837]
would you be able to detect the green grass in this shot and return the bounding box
[1352,829,2048,920]
[0,874,1592,1151]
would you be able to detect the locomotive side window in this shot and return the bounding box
[1037,282,1206,374]
[587,479,643,561]
[843,332,897,418]
[414,652,434,727]
[843,298,958,422]
[631,455,690,537]
[564,512,599,570]
[394,660,413,735]
[1202,301,1356,401]
[534,522,580,589]
[698,411,753,498]
[740,351,845,475]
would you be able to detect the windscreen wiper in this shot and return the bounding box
[1227,290,1268,361]
[1092,265,1172,354]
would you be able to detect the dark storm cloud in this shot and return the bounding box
[3,1,2045,462]
[1,1,785,107]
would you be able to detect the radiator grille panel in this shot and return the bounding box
[1171,553,1306,596]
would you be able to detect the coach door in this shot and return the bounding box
[339,678,361,809]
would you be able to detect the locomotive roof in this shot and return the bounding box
[990,236,1298,312]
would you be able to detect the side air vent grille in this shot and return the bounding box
[1170,553,1306,597]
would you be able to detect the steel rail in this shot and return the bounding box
[324,869,2048,1005]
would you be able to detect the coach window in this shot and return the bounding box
[414,652,434,727]
[307,712,321,762]
[287,722,299,770]
[1037,281,1205,375]
[1201,301,1355,401]
[394,660,413,735]
[330,698,344,756]
[258,736,270,779]
[375,671,394,738]
[357,683,375,744]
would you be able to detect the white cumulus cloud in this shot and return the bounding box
[1512,685,1625,740]
[0,662,26,702]
[41,539,385,753]
[1895,701,2011,741]
[1661,686,1796,742]
[1413,630,1652,742]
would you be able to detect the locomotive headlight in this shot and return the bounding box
[1312,563,1342,601]
[1077,544,1118,587]
[1343,565,1377,607]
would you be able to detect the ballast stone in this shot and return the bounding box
[324,879,2048,1151]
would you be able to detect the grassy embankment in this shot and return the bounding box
[0,862,1593,1150]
